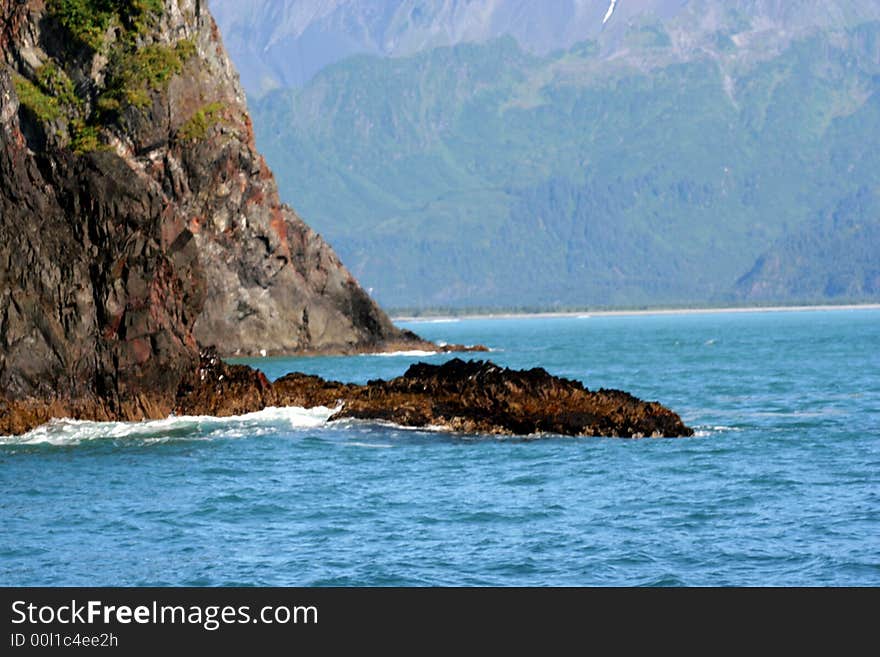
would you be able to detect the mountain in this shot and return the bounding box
[242,3,880,309]
[207,0,671,95]
[736,188,880,302]
[209,0,880,96]
[0,0,420,434]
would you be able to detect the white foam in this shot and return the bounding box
[691,425,742,437]
[0,405,339,446]
[370,350,439,357]
[332,417,453,434]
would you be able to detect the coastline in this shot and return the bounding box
[393,303,880,323]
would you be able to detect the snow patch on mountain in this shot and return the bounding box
[603,0,618,25]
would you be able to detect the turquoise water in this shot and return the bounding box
[1,310,878,586]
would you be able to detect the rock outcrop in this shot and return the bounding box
[0,0,428,430]
[174,354,694,438]
[322,359,694,438]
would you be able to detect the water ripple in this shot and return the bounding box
[1,310,879,585]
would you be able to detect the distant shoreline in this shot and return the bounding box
[393,303,880,322]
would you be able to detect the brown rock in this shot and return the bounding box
[329,359,694,438]
[175,356,693,439]
[173,349,278,418]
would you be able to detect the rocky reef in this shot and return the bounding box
[174,354,694,438]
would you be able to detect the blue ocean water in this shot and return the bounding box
[1,309,878,586]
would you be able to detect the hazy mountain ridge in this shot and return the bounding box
[249,17,880,308]
[736,188,880,301]
[211,0,880,96]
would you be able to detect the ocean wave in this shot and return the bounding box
[369,350,439,358]
[692,424,743,437]
[331,417,448,433]
[369,345,499,356]
[0,405,339,446]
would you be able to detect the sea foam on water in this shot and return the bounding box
[0,405,339,446]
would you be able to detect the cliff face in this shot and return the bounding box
[0,0,416,432]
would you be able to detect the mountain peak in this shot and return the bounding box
[210,0,880,96]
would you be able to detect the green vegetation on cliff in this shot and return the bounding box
[12,74,63,122]
[99,39,196,111]
[15,0,195,153]
[13,64,100,152]
[177,102,229,141]
[47,0,164,50]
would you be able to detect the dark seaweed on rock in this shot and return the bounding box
[330,359,694,438]
[176,354,693,438]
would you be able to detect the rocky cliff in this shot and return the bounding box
[0,0,422,432]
